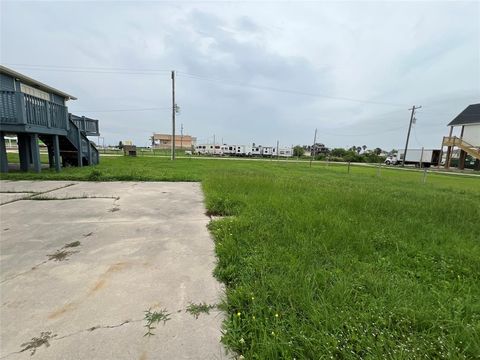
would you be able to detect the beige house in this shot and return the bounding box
[152,133,196,150]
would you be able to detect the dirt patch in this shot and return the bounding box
[48,302,77,320]
[87,262,130,297]
[90,279,107,294]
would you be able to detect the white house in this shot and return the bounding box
[442,103,480,170]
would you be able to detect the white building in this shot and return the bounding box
[442,103,480,170]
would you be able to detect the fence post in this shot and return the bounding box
[423,168,427,184]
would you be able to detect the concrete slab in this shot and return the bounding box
[0,193,31,205]
[0,180,75,194]
[0,181,226,360]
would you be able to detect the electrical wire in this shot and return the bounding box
[4,63,408,107]
[177,71,408,107]
[73,107,171,113]
[318,124,407,137]
[4,64,172,75]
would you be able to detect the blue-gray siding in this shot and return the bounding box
[0,73,15,91]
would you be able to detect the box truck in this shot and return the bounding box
[385,149,441,167]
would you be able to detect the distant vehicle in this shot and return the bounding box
[194,144,293,157]
[184,150,192,155]
[385,149,441,167]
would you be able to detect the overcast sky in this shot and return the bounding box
[1,0,479,149]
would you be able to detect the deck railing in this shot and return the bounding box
[0,90,68,131]
[70,114,100,136]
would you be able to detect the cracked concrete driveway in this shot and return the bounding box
[0,180,225,360]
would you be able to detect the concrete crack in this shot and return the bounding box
[0,260,49,284]
[0,320,142,359]
[0,183,76,206]
[54,319,142,341]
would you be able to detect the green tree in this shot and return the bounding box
[293,145,305,157]
[118,141,124,150]
[331,148,347,157]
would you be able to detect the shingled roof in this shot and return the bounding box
[448,104,480,126]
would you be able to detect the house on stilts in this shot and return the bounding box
[442,104,480,171]
[0,65,99,173]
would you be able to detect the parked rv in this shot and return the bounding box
[195,143,293,158]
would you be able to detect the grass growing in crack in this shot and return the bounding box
[143,308,171,336]
[20,331,56,355]
[47,249,77,261]
[186,302,217,319]
[63,241,81,248]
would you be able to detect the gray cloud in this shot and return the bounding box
[1,1,478,149]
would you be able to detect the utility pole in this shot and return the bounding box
[402,105,421,167]
[180,123,183,150]
[171,70,176,161]
[310,128,317,168]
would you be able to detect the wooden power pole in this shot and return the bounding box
[402,105,421,167]
[171,70,176,161]
[310,128,317,168]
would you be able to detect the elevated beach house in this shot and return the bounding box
[442,103,480,170]
[0,65,99,173]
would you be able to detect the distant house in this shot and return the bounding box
[152,133,196,150]
[0,66,100,173]
[442,104,480,170]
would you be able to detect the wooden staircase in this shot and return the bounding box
[442,136,480,160]
[38,117,99,167]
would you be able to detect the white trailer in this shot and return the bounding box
[224,145,237,155]
[250,145,262,156]
[195,144,218,155]
[385,149,441,167]
[262,146,274,156]
[234,145,249,156]
[273,147,293,157]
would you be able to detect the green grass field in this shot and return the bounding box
[1,157,479,359]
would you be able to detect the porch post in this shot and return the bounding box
[30,133,41,173]
[18,134,29,171]
[47,143,54,169]
[86,140,92,165]
[458,150,466,170]
[0,132,8,173]
[445,126,454,169]
[53,134,61,172]
[77,127,83,167]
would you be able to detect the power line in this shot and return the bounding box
[319,124,407,137]
[8,63,407,106]
[177,71,408,107]
[74,107,171,113]
[4,63,172,75]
